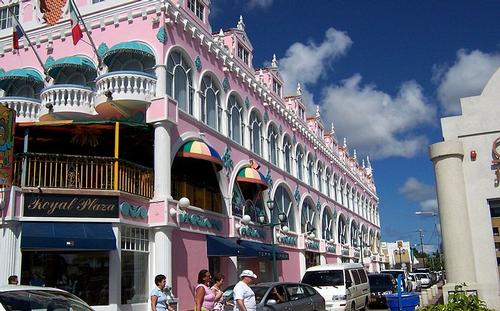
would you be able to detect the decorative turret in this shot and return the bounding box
[237,15,245,31]
[297,82,302,96]
[271,53,278,68]
[366,156,373,176]
[254,53,284,97]
[213,15,254,70]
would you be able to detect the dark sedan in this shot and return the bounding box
[368,273,397,308]
[223,282,325,311]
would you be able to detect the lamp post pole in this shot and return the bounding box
[359,232,364,265]
[260,200,288,282]
[416,212,442,269]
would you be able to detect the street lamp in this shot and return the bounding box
[394,243,406,269]
[358,231,366,265]
[415,211,443,270]
[258,199,288,282]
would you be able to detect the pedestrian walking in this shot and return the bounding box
[7,275,18,285]
[151,274,175,311]
[211,273,226,311]
[195,269,216,311]
[233,270,257,311]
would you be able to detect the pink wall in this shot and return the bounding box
[326,254,339,264]
[279,248,302,282]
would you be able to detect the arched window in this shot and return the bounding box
[322,208,334,241]
[232,180,265,222]
[296,147,304,181]
[228,95,243,144]
[350,222,358,247]
[317,163,323,193]
[167,51,194,114]
[283,135,292,174]
[268,124,278,166]
[273,185,295,232]
[250,111,262,155]
[301,199,316,234]
[333,174,339,202]
[338,216,347,244]
[307,155,314,187]
[200,75,221,130]
[346,185,351,210]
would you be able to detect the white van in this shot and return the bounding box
[301,263,370,311]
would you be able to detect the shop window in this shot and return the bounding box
[489,200,500,217]
[121,226,149,304]
[208,256,220,276]
[21,251,109,306]
[305,251,320,269]
[493,227,499,236]
[172,157,222,213]
[495,242,500,252]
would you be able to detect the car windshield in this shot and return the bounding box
[416,274,428,279]
[249,286,269,304]
[381,271,406,286]
[302,270,344,287]
[0,290,92,311]
[368,275,394,292]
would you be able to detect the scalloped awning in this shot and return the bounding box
[0,68,44,89]
[103,41,155,66]
[47,56,97,78]
[176,140,223,171]
[236,166,268,189]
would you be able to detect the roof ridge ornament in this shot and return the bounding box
[237,15,245,31]
[271,53,278,68]
[296,82,302,96]
[331,122,335,134]
[315,105,320,118]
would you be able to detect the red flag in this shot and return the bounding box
[69,0,83,45]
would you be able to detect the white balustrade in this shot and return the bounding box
[96,71,156,103]
[40,85,95,115]
[0,97,41,122]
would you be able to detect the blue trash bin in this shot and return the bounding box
[385,292,420,311]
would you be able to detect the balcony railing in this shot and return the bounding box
[95,71,156,104]
[0,97,41,122]
[40,84,96,117]
[13,153,153,198]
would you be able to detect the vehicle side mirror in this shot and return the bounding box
[267,299,277,305]
[345,280,352,288]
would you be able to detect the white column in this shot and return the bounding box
[298,251,307,279]
[0,223,21,286]
[429,141,476,282]
[227,256,239,284]
[153,121,172,200]
[155,65,167,97]
[108,224,121,311]
[153,227,173,286]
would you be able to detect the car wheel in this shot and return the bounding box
[350,302,356,311]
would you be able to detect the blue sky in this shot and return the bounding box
[210,0,500,253]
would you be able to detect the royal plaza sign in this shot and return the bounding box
[23,193,119,218]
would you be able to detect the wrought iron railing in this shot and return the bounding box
[13,153,153,198]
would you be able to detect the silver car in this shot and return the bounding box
[224,282,325,311]
[0,285,93,311]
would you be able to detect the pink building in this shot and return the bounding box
[0,0,381,310]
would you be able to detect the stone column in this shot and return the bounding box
[153,227,173,286]
[0,223,20,286]
[429,141,476,282]
[108,224,121,311]
[153,121,172,200]
[155,65,167,97]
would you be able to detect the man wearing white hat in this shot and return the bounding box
[233,270,257,311]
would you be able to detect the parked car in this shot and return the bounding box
[408,273,422,292]
[414,273,432,288]
[380,269,412,292]
[0,285,93,311]
[367,273,397,308]
[222,282,325,311]
[302,263,369,311]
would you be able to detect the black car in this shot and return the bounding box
[367,273,397,308]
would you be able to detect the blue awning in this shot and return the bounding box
[46,55,97,79]
[21,222,116,251]
[0,68,44,90]
[207,235,246,257]
[103,41,155,66]
[238,240,289,260]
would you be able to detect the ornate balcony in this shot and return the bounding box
[13,152,154,198]
[0,97,41,122]
[95,71,156,116]
[39,84,96,121]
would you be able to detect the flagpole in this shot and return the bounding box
[69,0,103,69]
[8,7,48,77]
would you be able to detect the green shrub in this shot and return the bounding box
[418,283,494,311]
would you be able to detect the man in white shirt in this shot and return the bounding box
[233,270,257,311]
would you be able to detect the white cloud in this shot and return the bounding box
[279,28,353,109]
[423,244,437,254]
[399,177,435,202]
[320,75,436,159]
[419,199,438,213]
[247,0,273,9]
[434,49,500,116]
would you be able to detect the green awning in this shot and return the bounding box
[0,68,44,89]
[47,56,97,78]
[103,41,155,66]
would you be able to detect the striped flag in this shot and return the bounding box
[69,0,83,45]
[12,15,24,49]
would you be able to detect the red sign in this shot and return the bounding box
[0,105,15,186]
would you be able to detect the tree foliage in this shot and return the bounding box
[418,283,493,311]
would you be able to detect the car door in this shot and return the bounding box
[357,269,369,307]
[303,284,324,311]
[263,285,291,311]
[285,284,312,311]
[349,269,362,309]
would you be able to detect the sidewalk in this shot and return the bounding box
[419,281,444,307]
